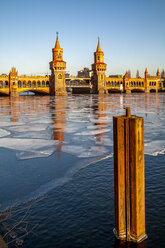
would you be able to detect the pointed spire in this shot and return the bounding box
[157,68,160,77]
[145,68,148,73]
[96,36,102,52]
[55,31,61,49]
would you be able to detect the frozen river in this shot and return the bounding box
[0,94,165,247]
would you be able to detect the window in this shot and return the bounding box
[42,81,45,87]
[5,81,9,88]
[23,81,26,87]
[58,74,62,79]
[0,81,3,88]
[18,81,22,88]
[28,81,31,87]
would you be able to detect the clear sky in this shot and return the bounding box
[1,0,165,77]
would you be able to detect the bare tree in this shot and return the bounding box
[128,70,131,78]
[161,69,165,79]
[136,70,140,78]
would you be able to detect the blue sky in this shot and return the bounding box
[1,0,165,77]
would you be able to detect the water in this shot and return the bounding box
[0,94,165,247]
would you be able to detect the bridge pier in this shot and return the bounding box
[125,89,131,94]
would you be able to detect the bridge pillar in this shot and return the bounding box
[125,89,131,94]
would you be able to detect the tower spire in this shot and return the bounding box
[55,31,60,49]
[96,36,102,52]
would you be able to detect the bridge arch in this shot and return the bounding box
[131,88,145,93]
[0,80,3,88]
[108,89,122,93]
[150,89,157,93]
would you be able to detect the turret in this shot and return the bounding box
[145,68,148,78]
[91,37,107,94]
[157,69,160,78]
[49,32,67,96]
[52,32,64,61]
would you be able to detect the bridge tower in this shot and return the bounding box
[144,68,149,93]
[92,37,107,94]
[49,32,67,96]
[9,67,19,96]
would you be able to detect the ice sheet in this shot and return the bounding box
[75,129,111,136]
[0,138,58,159]
[145,140,165,156]
[0,128,11,137]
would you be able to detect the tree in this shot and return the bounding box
[136,70,140,78]
[161,69,165,79]
[128,70,131,78]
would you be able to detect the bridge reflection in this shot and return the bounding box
[50,96,66,153]
[114,239,146,248]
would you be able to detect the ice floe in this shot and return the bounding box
[0,138,58,159]
[0,128,11,137]
[74,128,111,136]
[145,140,165,156]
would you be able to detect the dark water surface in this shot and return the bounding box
[0,94,165,247]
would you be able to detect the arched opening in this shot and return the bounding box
[4,81,9,88]
[28,81,31,87]
[150,89,156,93]
[18,81,22,88]
[0,81,3,88]
[33,81,36,87]
[37,81,41,87]
[108,89,121,93]
[42,81,45,87]
[46,81,49,87]
[131,89,145,93]
[58,74,62,79]
[23,81,26,87]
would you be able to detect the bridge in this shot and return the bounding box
[0,68,164,96]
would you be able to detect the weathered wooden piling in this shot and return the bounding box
[113,107,147,243]
[0,236,8,248]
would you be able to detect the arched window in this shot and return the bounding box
[33,81,36,87]
[0,81,3,88]
[98,56,100,61]
[5,81,9,88]
[18,81,22,88]
[58,74,62,79]
[37,81,41,87]
[28,81,31,87]
[42,81,45,87]
[23,81,26,87]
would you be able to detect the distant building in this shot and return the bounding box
[77,67,91,78]
[65,73,70,78]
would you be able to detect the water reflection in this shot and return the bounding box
[50,96,66,153]
[94,95,107,144]
[114,239,146,248]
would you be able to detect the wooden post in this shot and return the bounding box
[113,107,147,243]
